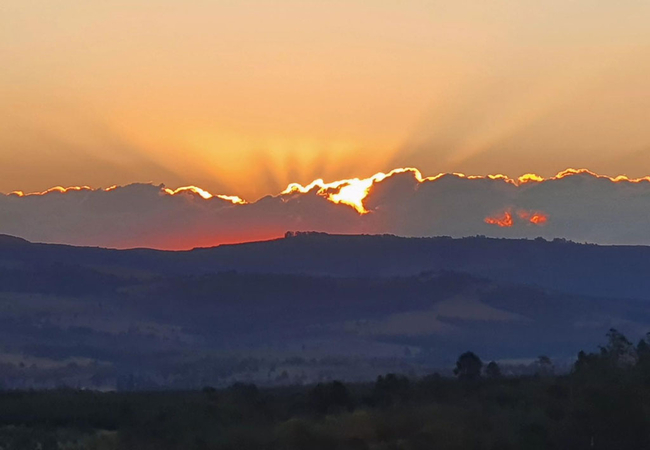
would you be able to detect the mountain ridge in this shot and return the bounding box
[1,232,648,300]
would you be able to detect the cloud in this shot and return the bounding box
[2,168,650,249]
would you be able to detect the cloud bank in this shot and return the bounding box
[2,168,650,249]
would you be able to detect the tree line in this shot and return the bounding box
[0,328,649,449]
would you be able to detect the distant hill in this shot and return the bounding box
[0,234,29,247]
[2,232,650,299]
[1,232,649,389]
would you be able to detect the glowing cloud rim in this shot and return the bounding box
[283,167,650,214]
[6,166,650,250]
[6,167,650,215]
[162,186,246,204]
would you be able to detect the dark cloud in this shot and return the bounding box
[2,169,650,249]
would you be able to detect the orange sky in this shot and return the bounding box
[2,0,650,201]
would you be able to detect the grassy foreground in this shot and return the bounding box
[1,329,649,450]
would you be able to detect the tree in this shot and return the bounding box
[574,330,638,381]
[601,328,637,367]
[636,333,650,382]
[454,351,483,381]
[309,381,353,414]
[373,373,411,406]
[485,361,502,379]
[536,355,554,376]
[636,333,650,364]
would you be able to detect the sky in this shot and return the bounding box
[2,0,650,202]
[2,1,650,249]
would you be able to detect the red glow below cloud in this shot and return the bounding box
[485,209,549,228]
[484,211,514,228]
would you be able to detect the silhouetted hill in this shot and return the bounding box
[190,233,650,299]
[2,232,650,299]
[0,234,29,247]
[2,232,650,388]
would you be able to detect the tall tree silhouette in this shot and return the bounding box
[454,352,483,381]
[485,361,502,379]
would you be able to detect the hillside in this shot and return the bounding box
[0,233,649,388]
[3,232,650,298]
